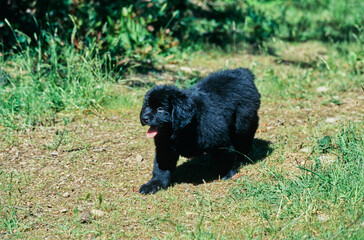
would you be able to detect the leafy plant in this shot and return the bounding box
[104,5,177,71]
[318,135,332,152]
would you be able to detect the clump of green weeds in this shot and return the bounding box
[0,172,21,237]
[229,123,363,238]
[0,25,112,129]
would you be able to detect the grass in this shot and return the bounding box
[1,39,363,238]
[252,0,364,42]
[0,34,111,129]
[229,124,363,238]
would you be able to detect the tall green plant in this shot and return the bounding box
[0,27,110,129]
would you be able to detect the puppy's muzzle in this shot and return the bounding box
[141,115,149,126]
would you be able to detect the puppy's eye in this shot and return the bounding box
[157,107,164,112]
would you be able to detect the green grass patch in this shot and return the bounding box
[0,36,111,129]
[229,123,364,238]
[101,85,142,111]
[0,172,23,238]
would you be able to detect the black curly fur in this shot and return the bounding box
[139,68,261,194]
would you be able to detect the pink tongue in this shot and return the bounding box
[146,127,158,138]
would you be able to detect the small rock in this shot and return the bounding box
[63,192,70,198]
[60,208,68,213]
[91,209,106,218]
[296,158,306,166]
[102,162,113,165]
[92,148,105,152]
[319,155,336,165]
[300,147,311,153]
[79,211,91,223]
[51,152,58,156]
[316,86,328,93]
[325,117,339,123]
[135,154,143,162]
[180,66,193,73]
[275,119,285,126]
[317,214,329,222]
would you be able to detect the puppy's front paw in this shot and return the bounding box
[221,168,237,180]
[139,180,165,194]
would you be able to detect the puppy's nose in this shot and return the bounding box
[141,116,149,125]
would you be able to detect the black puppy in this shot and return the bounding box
[139,68,260,194]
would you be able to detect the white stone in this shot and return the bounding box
[317,214,329,222]
[316,86,328,93]
[91,209,106,218]
[300,147,311,153]
[60,208,68,213]
[136,154,143,162]
[325,117,339,123]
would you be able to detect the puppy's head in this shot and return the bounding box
[140,85,195,138]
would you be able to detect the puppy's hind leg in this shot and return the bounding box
[233,113,259,161]
[210,147,238,180]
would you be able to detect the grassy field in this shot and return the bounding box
[0,40,363,239]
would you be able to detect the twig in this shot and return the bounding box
[276,195,284,220]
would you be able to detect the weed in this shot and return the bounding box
[0,172,21,237]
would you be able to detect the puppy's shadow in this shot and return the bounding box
[171,139,273,185]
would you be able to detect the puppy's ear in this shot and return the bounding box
[171,92,195,132]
